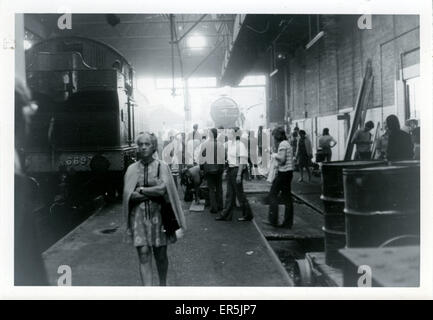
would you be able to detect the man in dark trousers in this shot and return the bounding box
[199,128,225,214]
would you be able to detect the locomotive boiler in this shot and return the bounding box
[210,96,242,129]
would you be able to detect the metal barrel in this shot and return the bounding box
[320,160,386,268]
[343,165,420,248]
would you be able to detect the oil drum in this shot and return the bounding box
[343,165,420,248]
[320,160,385,268]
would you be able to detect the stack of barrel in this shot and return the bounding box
[320,161,385,268]
[320,160,420,268]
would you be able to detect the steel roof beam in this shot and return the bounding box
[173,14,207,43]
[73,18,234,25]
[94,34,220,40]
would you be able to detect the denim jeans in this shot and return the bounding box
[268,170,294,226]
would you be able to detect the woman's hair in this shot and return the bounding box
[323,128,329,136]
[136,132,158,151]
[386,115,400,132]
[299,130,306,137]
[272,126,287,142]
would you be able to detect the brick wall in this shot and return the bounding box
[268,64,286,123]
[284,15,419,121]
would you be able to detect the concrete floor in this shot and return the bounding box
[43,185,293,286]
[43,171,325,287]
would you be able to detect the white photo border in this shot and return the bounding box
[1,0,432,300]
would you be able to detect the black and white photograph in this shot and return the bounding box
[1,0,432,300]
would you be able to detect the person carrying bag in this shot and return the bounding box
[123,132,186,286]
[266,127,294,228]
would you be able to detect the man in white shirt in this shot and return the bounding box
[216,127,253,222]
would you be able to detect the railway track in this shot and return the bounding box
[246,190,325,286]
[36,195,106,252]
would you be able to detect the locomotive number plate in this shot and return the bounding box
[64,155,93,167]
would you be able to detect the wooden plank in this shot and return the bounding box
[344,59,373,160]
[243,179,271,194]
[370,121,381,159]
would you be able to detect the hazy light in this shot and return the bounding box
[239,75,267,86]
[187,35,206,49]
[24,40,32,50]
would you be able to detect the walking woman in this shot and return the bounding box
[123,132,186,286]
[296,130,313,182]
[267,127,294,228]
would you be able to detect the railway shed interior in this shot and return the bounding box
[14,13,421,288]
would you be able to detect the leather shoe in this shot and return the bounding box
[238,217,253,222]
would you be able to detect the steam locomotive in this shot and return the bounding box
[210,96,242,129]
[24,36,146,204]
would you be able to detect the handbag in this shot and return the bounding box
[266,157,278,183]
[156,162,180,236]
